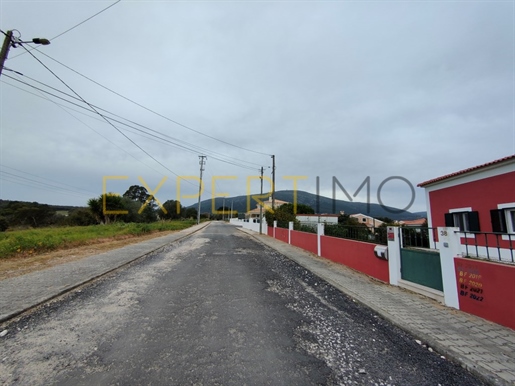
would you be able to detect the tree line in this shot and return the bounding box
[0,185,199,232]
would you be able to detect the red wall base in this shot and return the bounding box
[290,230,318,255]
[320,236,389,283]
[275,228,289,244]
[271,228,389,282]
[454,257,515,330]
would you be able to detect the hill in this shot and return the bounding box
[191,190,426,221]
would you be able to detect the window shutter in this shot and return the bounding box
[468,211,480,232]
[490,209,506,233]
[444,213,454,227]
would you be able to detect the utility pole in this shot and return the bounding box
[0,30,50,77]
[231,200,233,220]
[259,166,264,235]
[0,30,13,77]
[271,155,276,210]
[197,156,206,225]
[223,197,225,221]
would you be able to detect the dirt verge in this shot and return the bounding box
[0,231,178,281]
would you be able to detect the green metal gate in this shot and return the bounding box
[400,248,443,291]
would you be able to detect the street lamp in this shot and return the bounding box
[30,38,51,45]
[0,30,51,77]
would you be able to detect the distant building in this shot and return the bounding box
[350,213,384,228]
[245,197,289,220]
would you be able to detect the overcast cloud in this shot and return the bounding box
[0,0,514,214]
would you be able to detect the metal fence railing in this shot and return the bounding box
[294,221,318,233]
[272,221,515,263]
[324,224,388,245]
[401,227,438,249]
[460,231,514,263]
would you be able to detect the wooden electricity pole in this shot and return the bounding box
[271,155,275,210]
[0,30,13,77]
[259,166,264,234]
[197,156,206,224]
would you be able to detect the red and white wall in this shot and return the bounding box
[268,223,390,283]
[454,257,515,330]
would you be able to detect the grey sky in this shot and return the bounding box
[1,0,514,214]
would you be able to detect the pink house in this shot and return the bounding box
[418,155,515,261]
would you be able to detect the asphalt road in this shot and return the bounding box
[0,222,487,385]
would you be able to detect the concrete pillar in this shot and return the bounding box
[288,221,293,244]
[273,220,277,239]
[387,226,401,286]
[436,227,461,309]
[317,223,324,256]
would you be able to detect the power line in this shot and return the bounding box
[50,0,122,41]
[2,75,259,171]
[5,74,166,177]
[18,44,186,180]
[3,42,272,201]
[0,175,90,200]
[0,170,92,199]
[2,70,217,197]
[3,29,272,167]
[2,73,262,171]
[0,164,98,196]
[7,0,122,60]
[34,50,273,157]
[23,70,262,167]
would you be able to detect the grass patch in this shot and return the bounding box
[0,220,196,259]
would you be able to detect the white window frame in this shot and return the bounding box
[508,210,515,233]
[449,207,474,237]
[497,203,515,239]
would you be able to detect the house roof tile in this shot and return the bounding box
[418,155,515,187]
[399,218,427,226]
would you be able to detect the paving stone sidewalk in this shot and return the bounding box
[0,222,209,323]
[240,228,515,386]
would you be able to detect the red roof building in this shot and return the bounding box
[418,155,515,260]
